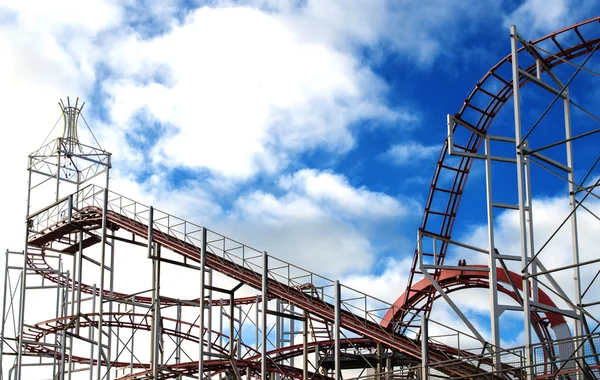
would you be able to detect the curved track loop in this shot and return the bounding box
[21,311,327,380]
[21,312,258,366]
[27,207,506,379]
[402,16,600,333]
[382,265,568,344]
[118,360,329,380]
[26,248,266,308]
[120,339,375,380]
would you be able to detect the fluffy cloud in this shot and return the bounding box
[503,0,597,36]
[279,169,408,218]
[384,142,440,166]
[224,169,413,277]
[100,6,405,180]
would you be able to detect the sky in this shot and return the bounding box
[2,0,600,356]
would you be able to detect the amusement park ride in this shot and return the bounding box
[2,18,600,380]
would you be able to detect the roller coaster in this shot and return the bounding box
[2,18,600,380]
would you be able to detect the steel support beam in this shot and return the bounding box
[199,227,207,380]
[511,25,534,380]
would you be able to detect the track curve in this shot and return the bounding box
[401,16,600,333]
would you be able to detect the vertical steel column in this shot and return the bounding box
[148,207,155,362]
[68,197,76,380]
[510,25,534,380]
[524,145,538,307]
[96,188,109,380]
[421,316,428,380]
[0,250,9,380]
[290,304,295,368]
[230,293,235,359]
[376,343,382,380]
[199,227,207,380]
[107,229,116,380]
[238,306,243,359]
[256,295,260,352]
[275,300,281,380]
[303,310,308,380]
[130,297,135,376]
[207,269,213,355]
[15,164,32,380]
[151,240,161,379]
[564,93,585,375]
[334,281,340,380]
[261,251,268,380]
[484,134,501,367]
[89,284,97,380]
[53,261,63,377]
[76,231,84,335]
[276,300,281,351]
[59,271,70,380]
[219,300,224,350]
[176,303,182,375]
[56,139,62,201]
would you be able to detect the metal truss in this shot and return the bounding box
[3,18,600,380]
[399,17,600,379]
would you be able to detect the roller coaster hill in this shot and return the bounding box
[2,17,600,380]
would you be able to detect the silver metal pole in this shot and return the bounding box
[154,243,162,378]
[510,24,534,380]
[0,250,10,380]
[334,280,340,380]
[303,310,308,380]
[96,188,109,380]
[53,260,62,377]
[484,134,501,367]
[207,269,212,355]
[238,306,242,360]
[103,229,116,380]
[230,293,235,359]
[261,251,268,380]
[89,284,97,380]
[59,271,70,380]
[199,227,207,380]
[564,92,585,375]
[421,316,428,380]
[15,165,33,380]
[56,140,61,202]
[176,303,182,375]
[219,299,224,351]
[255,295,259,352]
[130,297,135,375]
[76,232,84,335]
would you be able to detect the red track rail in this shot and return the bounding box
[382,265,569,345]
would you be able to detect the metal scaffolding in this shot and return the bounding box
[2,17,600,380]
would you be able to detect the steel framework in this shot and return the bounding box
[2,18,600,380]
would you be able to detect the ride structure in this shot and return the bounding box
[2,19,600,380]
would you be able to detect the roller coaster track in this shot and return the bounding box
[403,15,600,334]
[25,197,505,379]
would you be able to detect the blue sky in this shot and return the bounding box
[2,0,600,348]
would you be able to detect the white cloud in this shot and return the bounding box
[342,257,412,304]
[245,0,502,65]
[503,0,596,37]
[99,5,404,180]
[279,169,408,218]
[223,169,411,277]
[385,141,440,165]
